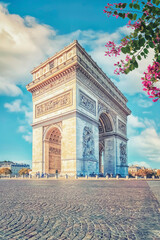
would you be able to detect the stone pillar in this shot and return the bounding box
[116,138,128,177]
[61,117,77,175]
[44,140,49,174]
[32,127,43,174]
[99,152,102,173]
[103,137,116,176]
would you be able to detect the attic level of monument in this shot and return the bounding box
[26,40,130,116]
[27,40,131,177]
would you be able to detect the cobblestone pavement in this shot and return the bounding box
[0,180,160,240]
[147,181,160,204]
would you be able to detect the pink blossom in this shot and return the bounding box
[105,41,122,57]
[142,62,160,102]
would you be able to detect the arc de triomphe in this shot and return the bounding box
[26,40,131,177]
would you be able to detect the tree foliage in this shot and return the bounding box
[19,168,31,176]
[135,168,154,177]
[104,0,160,102]
[156,169,160,176]
[0,168,12,175]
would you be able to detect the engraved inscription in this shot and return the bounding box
[79,90,96,116]
[35,90,73,118]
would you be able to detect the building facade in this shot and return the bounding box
[26,40,131,177]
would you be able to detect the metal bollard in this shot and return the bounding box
[106,175,109,180]
[126,175,129,180]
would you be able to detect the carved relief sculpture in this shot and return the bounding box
[120,142,127,166]
[83,127,96,160]
[79,90,96,116]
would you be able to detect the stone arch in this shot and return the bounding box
[99,112,114,134]
[99,112,114,175]
[44,125,62,174]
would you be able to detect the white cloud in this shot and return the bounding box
[18,126,26,133]
[4,98,33,143]
[127,114,160,164]
[0,80,22,96]
[136,97,153,108]
[0,3,153,97]
[129,128,160,163]
[22,133,32,143]
[0,4,69,96]
[4,99,22,112]
[127,114,157,136]
[128,115,145,128]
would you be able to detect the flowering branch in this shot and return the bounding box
[104,0,160,102]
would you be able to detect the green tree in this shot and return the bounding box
[19,168,31,176]
[0,168,12,176]
[104,0,160,102]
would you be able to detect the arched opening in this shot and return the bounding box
[44,127,61,174]
[99,113,113,175]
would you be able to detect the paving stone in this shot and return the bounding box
[0,180,160,240]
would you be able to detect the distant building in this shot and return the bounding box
[128,165,145,173]
[0,161,14,167]
[0,162,30,176]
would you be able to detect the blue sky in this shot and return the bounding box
[0,0,160,169]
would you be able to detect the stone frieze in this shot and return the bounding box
[35,89,73,118]
[32,69,76,99]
